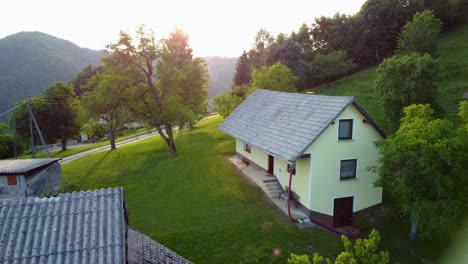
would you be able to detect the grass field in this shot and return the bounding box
[62,115,448,263]
[311,24,468,130]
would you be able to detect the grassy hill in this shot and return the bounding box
[0,32,106,113]
[311,24,468,128]
[62,115,448,263]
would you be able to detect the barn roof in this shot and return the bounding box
[0,158,60,175]
[0,188,127,263]
[219,89,385,163]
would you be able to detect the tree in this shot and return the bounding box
[310,51,357,84]
[397,10,443,56]
[0,124,18,159]
[233,51,251,86]
[107,26,208,153]
[373,53,442,131]
[80,59,136,150]
[72,64,104,96]
[251,62,298,93]
[374,104,468,239]
[212,92,244,118]
[42,82,80,150]
[359,0,423,62]
[287,230,391,264]
[248,29,274,69]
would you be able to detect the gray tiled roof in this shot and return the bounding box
[0,158,60,175]
[219,89,384,163]
[127,228,192,264]
[0,188,126,264]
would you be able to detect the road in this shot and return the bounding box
[60,131,159,164]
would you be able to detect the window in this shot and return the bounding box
[338,119,353,140]
[7,175,17,186]
[340,159,357,179]
[244,143,251,153]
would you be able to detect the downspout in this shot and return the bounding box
[287,167,298,223]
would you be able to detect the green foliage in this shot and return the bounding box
[359,0,424,62]
[251,62,298,92]
[11,82,80,151]
[310,51,357,83]
[374,104,468,239]
[0,32,105,114]
[233,51,251,86]
[81,120,107,142]
[107,26,209,153]
[425,0,468,29]
[287,253,311,264]
[0,123,19,159]
[212,92,244,118]
[289,230,391,264]
[72,64,104,96]
[374,53,442,131]
[397,10,443,56]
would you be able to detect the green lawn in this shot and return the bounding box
[62,115,341,263]
[62,115,448,263]
[311,24,468,129]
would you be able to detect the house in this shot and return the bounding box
[219,89,385,230]
[0,187,191,264]
[0,158,61,199]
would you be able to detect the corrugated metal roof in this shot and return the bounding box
[127,228,192,264]
[219,89,385,163]
[0,158,60,175]
[0,188,126,264]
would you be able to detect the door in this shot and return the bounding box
[333,197,353,228]
[267,155,274,174]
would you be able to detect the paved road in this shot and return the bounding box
[60,131,159,164]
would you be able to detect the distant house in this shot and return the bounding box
[0,158,61,199]
[0,187,191,264]
[219,89,385,230]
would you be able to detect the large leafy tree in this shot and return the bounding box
[42,82,80,150]
[107,26,208,153]
[233,51,251,86]
[309,51,357,84]
[397,10,443,56]
[359,0,423,62]
[72,64,105,96]
[374,104,468,239]
[80,59,136,150]
[373,53,441,131]
[212,92,244,118]
[251,62,298,93]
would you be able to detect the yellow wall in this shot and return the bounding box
[307,104,383,216]
[236,139,268,170]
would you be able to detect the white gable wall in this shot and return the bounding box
[307,104,383,216]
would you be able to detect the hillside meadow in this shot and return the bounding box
[62,115,447,263]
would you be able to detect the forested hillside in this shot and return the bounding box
[204,56,236,98]
[0,32,106,113]
[312,23,468,125]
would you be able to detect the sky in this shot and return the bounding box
[1,0,366,58]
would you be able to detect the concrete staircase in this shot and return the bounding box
[263,178,284,199]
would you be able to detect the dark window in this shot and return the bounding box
[340,159,357,179]
[244,143,251,153]
[7,175,17,186]
[339,119,353,140]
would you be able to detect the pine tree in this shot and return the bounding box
[233,51,251,86]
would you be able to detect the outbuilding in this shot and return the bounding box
[0,158,61,199]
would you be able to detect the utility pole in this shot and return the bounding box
[28,97,35,158]
[12,105,17,159]
[30,110,50,158]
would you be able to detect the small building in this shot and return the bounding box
[219,89,385,230]
[0,158,61,199]
[0,187,191,263]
